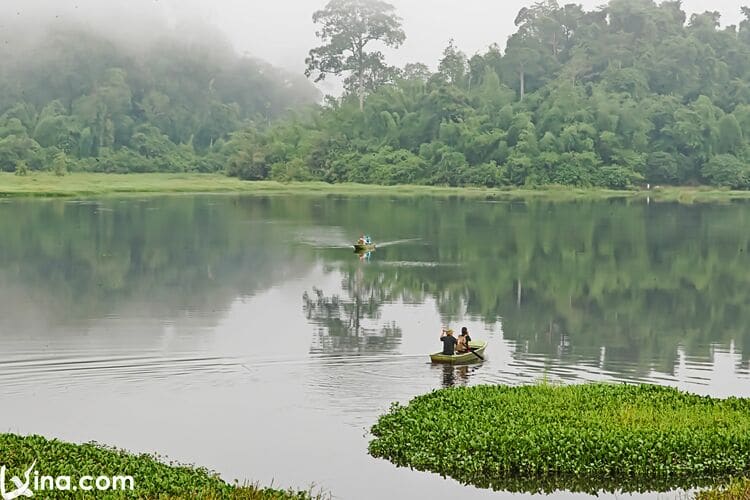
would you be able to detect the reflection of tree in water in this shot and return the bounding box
[0,196,311,340]
[303,283,402,354]
[307,198,750,372]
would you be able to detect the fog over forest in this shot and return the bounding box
[3,0,750,189]
[2,0,747,92]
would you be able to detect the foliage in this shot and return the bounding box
[369,383,750,493]
[305,0,405,111]
[53,151,68,176]
[0,433,325,499]
[5,1,750,189]
[14,160,28,176]
[233,0,750,190]
[702,154,749,188]
[0,23,319,175]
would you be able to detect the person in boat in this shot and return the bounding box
[440,326,457,355]
[456,326,472,353]
[365,235,372,245]
[358,235,366,245]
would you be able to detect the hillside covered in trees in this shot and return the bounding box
[4,0,750,190]
[229,0,750,189]
[0,21,320,174]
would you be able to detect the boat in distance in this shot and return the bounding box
[353,243,377,253]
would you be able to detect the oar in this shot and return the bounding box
[468,347,484,361]
[464,342,484,361]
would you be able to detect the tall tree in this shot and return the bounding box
[305,0,406,111]
[504,1,563,100]
[438,39,467,87]
[740,6,750,45]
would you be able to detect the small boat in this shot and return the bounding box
[353,243,376,253]
[430,341,487,364]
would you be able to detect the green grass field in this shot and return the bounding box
[2,172,749,202]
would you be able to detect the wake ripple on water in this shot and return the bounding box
[297,235,422,250]
[0,354,243,395]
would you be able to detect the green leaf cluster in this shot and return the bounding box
[0,433,321,499]
[0,25,319,175]
[369,383,750,493]
[236,0,750,189]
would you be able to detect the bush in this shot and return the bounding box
[595,166,643,189]
[14,160,28,176]
[270,158,313,182]
[702,155,748,189]
[458,161,509,187]
[52,152,68,176]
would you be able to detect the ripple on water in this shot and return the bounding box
[0,353,244,396]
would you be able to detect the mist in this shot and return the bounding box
[215,0,747,74]
[3,0,747,94]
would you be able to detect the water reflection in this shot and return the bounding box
[438,364,472,388]
[303,282,403,355]
[1,195,750,499]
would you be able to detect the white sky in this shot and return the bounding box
[208,0,746,71]
[3,0,747,94]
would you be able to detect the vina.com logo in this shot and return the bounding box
[0,461,134,499]
[0,461,35,500]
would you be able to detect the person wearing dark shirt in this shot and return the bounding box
[440,328,457,355]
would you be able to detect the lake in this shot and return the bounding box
[0,194,748,499]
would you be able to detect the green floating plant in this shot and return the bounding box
[369,383,750,494]
[0,433,325,499]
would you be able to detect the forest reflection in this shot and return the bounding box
[1,195,748,379]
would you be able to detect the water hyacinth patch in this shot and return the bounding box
[368,383,750,494]
[0,434,323,499]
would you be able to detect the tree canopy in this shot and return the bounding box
[0,23,320,174]
[230,0,750,189]
[5,1,750,190]
[305,0,406,111]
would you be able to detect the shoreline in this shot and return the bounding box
[1,172,749,203]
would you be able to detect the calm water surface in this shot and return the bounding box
[1,195,749,499]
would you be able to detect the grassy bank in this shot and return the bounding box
[2,172,750,202]
[368,383,750,494]
[0,433,324,499]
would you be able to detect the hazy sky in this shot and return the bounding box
[3,0,747,93]
[210,0,746,72]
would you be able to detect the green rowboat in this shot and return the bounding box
[430,340,487,364]
[354,243,376,253]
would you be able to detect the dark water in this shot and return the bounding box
[0,195,748,499]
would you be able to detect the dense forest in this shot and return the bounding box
[0,22,320,174]
[230,0,750,189]
[3,0,750,189]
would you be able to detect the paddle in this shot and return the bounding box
[468,346,484,361]
[458,338,484,361]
